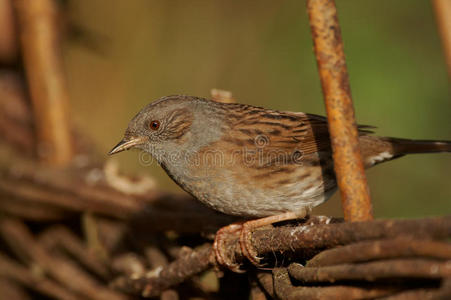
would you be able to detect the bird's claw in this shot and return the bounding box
[239,222,265,268]
[212,223,245,273]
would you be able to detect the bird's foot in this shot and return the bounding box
[214,211,307,272]
[238,211,303,269]
[212,222,245,273]
[239,221,265,268]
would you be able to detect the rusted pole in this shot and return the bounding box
[14,0,73,166]
[306,0,373,221]
[432,0,451,79]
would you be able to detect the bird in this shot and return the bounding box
[109,95,451,271]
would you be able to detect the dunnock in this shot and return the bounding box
[109,95,451,270]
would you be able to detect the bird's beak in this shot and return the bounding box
[108,137,147,155]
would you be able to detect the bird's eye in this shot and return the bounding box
[149,120,160,130]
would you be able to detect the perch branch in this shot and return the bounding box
[111,216,450,297]
[251,216,450,257]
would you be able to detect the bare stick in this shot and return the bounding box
[307,0,372,221]
[288,259,451,283]
[38,226,110,280]
[251,216,450,256]
[306,238,451,267]
[110,217,450,296]
[0,253,79,300]
[111,244,213,297]
[14,0,73,165]
[0,277,31,300]
[0,218,127,300]
[273,268,397,300]
[432,0,451,79]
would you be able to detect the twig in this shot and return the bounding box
[0,72,34,155]
[210,88,235,103]
[249,277,267,300]
[306,238,451,267]
[380,278,451,300]
[288,259,451,282]
[0,253,79,300]
[14,0,73,165]
[110,216,450,297]
[254,271,275,298]
[0,277,31,300]
[307,0,372,221]
[273,268,396,300]
[111,253,146,277]
[0,71,96,159]
[0,196,69,221]
[251,216,450,257]
[0,149,235,230]
[111,244,212,297]
[0,218,127,300]
[432,0,451,79]
[38,226,110,279]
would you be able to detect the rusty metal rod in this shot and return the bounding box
[432,0,451,79]
[14,0,73,166]
[306,0,373,221]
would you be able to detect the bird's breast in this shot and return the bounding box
[160,148,337,218]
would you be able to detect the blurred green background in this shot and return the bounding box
[63,0,450,218]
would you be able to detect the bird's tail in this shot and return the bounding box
[387,137,451,155]
[359,136,451,167]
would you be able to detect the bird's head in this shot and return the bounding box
[108,95,195,157]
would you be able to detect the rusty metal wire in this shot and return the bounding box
[306,0,373,221]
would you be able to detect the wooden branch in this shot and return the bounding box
[432,0,451,79]
[110,216,450,297]
[0,278,31,300]
[273,268,396,300]
[289,259,451,282]
[0,253,79,300]
[382,278,451,300]
[0,147,235,231]
[111,244,213,297]
[306,238,451,267]
[14,0,73,165]
[254,272,275,298]
[0,0,18,63]
[0,218,127,300]
[251,216,450,257]
[38,226,110,280]
[0,72,34,155]
[0,71,96,159]
[307,0,372,221]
